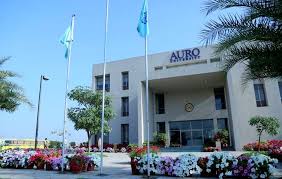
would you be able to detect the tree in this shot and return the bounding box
[201,0,282,81]
[249,116,280,151]
[48,140,62,149]
[0,57,31,112]
[67,86,114,152]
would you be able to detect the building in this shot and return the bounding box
[92,46,282,150]
[0,139,45,150]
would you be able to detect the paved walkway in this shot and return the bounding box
[0,152,281,179]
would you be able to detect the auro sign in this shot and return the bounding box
[170,48,200,63]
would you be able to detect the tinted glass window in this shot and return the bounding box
[96,75,110,92]
[217,118,228,130]
[254,84,267,107]
[121,124,129,144]
[155,93,165,114]
[157,122,166,133]
[121,97,129,116]
[122,72,129,90]
[214,88,226,110]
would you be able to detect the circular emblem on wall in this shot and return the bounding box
[185,103,194,112]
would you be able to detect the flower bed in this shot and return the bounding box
[243,140,282,161]
[88,143,131,153]
[132,152,278,178]
[0,149,100,173]
[203,146,219,152]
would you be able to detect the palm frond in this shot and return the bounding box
[0,57,11,66]
[201,14,249,45]
[203,0,263,15]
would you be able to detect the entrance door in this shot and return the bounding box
[181,131,192,146]
[169,120,213,147]
[191,130,203,146]
[170,131,181,145]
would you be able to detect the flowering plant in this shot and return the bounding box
[69,154,86,172]
[129,146,159,158]
[0,150,32,169]
[50,157,62,170]
[136,154,159,175]
[116,144,128,152]
[205,152,236,178]
[243,141,269,151]
[28,152,47,169]
[203,146,219,152]
[156,156,174,176]
[173,154,201,177]
[86,153,101,167]
[120,147,127,153]
[214,129,229,147]
[243,140,282,161]
[232,154,253,177]
[248,154,278,178]
[106,147,114,153]
[0,149,100,172]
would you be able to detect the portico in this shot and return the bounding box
[138,71,232,149]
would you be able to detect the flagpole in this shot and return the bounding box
[145,36,150,177]
[100,0,109,175]
[61,14,75,172]
[144,0,150,177]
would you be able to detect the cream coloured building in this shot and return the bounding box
[92,45,282,150]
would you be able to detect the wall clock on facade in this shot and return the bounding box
[185,103,194,112]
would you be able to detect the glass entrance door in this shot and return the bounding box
[191,130,203,146]
[170,131,181,145]
[169,119,213,147]
[181,131,192,146]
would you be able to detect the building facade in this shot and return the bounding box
[92,46,282,150]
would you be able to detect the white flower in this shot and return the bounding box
[219,173,224,179]
[206,169,211,173]
[225,171,232,176]
[260,174,266,178]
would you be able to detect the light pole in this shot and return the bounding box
[34,75,49,149]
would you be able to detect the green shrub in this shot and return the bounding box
[48,141,61,149]
[153,132,167,147]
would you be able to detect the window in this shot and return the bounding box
[214,88,226,110]
[279,82,282,102]
[121,97,129,116]
[121,124,129,144]
[95,74,110,92]
[154,66,163,71]
[155,93,165,114]
[254,83,267,107]
[217,118,228,130]
[122,72,129,90]
[157,122,166,133]
[210,58,221,63]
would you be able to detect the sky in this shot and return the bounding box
[0,0,218,143]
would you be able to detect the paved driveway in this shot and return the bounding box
[0,152,281,179]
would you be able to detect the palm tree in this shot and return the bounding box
[201,0,282,81]
[0,57,32,112]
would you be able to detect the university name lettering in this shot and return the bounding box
[170,48,200,63]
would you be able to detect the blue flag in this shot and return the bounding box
[60,26,72,58]
[137,0,149,38]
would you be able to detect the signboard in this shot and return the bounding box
[170,48,200,63]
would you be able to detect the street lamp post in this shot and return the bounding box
[34,75,49,149]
